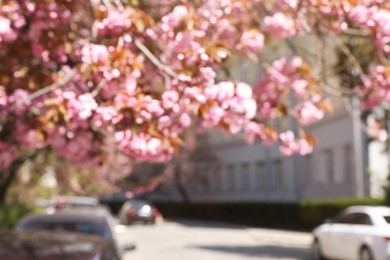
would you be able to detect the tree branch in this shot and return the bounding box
[91,79,107,97]
[134,38,179,79]
[11,68,77,111]
[325,29,365,80]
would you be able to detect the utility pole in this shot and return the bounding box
[352,96,365,198]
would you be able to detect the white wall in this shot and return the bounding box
[184,109,361,202]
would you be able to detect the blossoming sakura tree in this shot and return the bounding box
[0,0,389,193]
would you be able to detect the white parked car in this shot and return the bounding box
[312,205,390,260]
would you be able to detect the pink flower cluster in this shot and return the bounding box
[7,89,31,116]
[349,5,390,53]
[254,57,310,118]
[279,131,313,156]
[243,122,276,146]
[2,0,390,170]
[0,3,25,45]
[114,93,165,125]
[263,12,297,39]
[115,131,173,162]
[0,15,17,43]
[254,57,327,127]
[95,6,133,38]
[48,128,100,165]
[81,43,110,64]
[360,65,390,109]
[307,1,350,33]
[294,100,325,126]
[0,86,7,120]
[25,1,74,65]
[16,122,45,150]
[161,5,188,29]
[200,82,257,133]
[0,141,17,170]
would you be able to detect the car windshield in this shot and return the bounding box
[19,221,112,240]
[383,216,390,224]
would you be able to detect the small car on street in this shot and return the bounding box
[0,229,120,260]
[16,206,135,259]
[312,205,390,260]
[46,196,99,213]
[118,199,162,225]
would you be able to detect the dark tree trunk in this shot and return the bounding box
[0,154,37,204]
[174,163,191,203]
[0,169,16,203]
[0,161,20,203]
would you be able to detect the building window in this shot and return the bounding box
[241,163,250,191]
[197,165,209,193]
[324,149,335,183]
[214,165,222,192]
[226,164,236,192]
[344,144,353,182]
[303,155,312,186]
[272,160,283,189]
[256,162,267,190]
[189,165,200,193]
[315,150,331,184]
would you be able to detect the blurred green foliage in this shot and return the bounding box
[0,203,33,230]
[299,198,384,228]
[154,198,384,230]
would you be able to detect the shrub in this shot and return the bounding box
[0,203,32,230]
[154,198,384,231]
[299,198,384,228]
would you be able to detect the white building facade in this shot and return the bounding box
[151,108,385,202]
[148,38,389,202]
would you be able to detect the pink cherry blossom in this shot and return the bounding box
[215,82,235,102]
[264,12,296,39]
[279,131,298,156]
[243,122,267,145]
[236,82,253,99]
[279,131,314,156]
[16,123,46,150]
[294,102,325,125]
[68,93,98,120]
[179,113,191,128]
[161,5,188,28]
[81,44,109,64]
[239,30,264,54]
[0,142,18,170]
[2,0,390,170]
[158,115,173,130]
[162,90,179,109]
[0,15,16,43]
[360,65,390,109]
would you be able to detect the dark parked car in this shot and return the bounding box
[16,207,135,258]
[0,230,120,260]
[118,199,162,225]
[45,196,100,213]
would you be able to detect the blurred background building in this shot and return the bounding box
[146,37,390,202]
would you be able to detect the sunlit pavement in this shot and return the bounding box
[117,219,313,260]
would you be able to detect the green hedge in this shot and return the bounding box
[154,198,384,230]
[299,198,384,228]
[0,203,32,230]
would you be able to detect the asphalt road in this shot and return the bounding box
[117,219,313,260]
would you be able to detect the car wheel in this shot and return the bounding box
[360,246,373,260]
[312,239,325,260]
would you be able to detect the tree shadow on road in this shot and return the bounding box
[170,218,248,230]
[190,244,311,259]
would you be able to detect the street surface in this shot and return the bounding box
[117,219,313,260]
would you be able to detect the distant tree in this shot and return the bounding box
[5,150,133,203]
